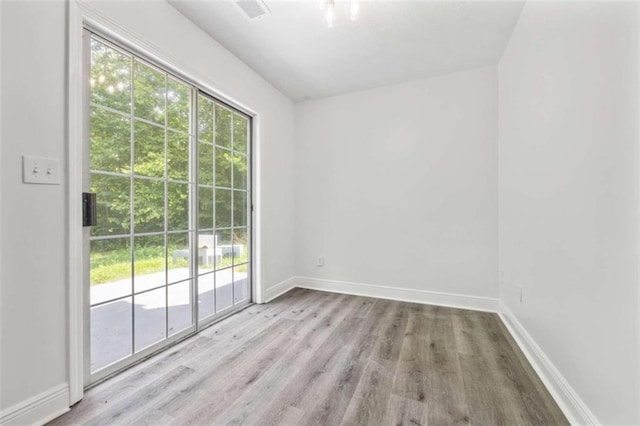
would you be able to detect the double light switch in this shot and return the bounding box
[22,155,61,185]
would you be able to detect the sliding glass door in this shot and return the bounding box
[85,30,252,384]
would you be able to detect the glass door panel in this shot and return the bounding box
[88,35,195,377]
[196,95,251,324]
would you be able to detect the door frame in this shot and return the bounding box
[67,0,264,405]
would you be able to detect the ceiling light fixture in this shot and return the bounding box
[319,0,359,28]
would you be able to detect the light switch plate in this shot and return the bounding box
[22,155,61,185]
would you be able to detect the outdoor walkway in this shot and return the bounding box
[91,268,248,372]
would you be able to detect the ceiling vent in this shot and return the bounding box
[235,0,271,20]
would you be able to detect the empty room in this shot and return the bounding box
[0,0,639,425]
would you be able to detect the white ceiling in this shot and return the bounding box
[169,0,525,101]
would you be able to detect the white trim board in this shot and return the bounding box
[67,0,85,405]
[264,277,298,303]
[0,383,70,426]
[499,303,600,426]
[295,276,500,312]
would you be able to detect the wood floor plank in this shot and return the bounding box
[83,365,195,426]
[279,288,330,320]
[478,313,568,425]
[427,313,470,425]
[351,296,376,318]
[170,294,348,424]
[453,311,557,425]
[276,405,304,426]
[340,359,394,426]
[50,335,215,423]
[459,351,511,426]
[140,318,297,419]
[198,288,314,340]
[287,291,344,340]
[240,297,384,425]
[163,335,297,424]
[298,299,395,425]
[247,317,365,425]
[392,312,430,404]
[181,315,296,371]
[210,294,362,425]
[370,300,409,371]
[50,289,568,426]
[383,394,429,426]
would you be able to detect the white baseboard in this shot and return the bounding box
[295,276,499,312]
[264,277,298,303]
[498,303,599,426]
[0,383,69,426]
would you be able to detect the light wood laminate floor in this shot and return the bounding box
[50,288,568,426]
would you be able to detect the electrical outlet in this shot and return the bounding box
[519,285,523,303]
[316,256,324,267]
[22,155,61,185]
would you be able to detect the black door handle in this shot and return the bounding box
[82,192,97,227]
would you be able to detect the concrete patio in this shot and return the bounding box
[90,268,248,372]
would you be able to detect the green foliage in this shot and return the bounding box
[216,148,232,187]
[90,107,131,173]
[168,132,189,181]
[133,60,165,124]
[91,174,130,236]
[134,178,164,233]
[134,121,164,178]
[233,114,248,153]
[199,143,214,185]
[232,152,247,189]
[216,189,232,228]
[198,96,214,143]
[216,105,232,148]
[167,78,191,133]
[199,187,214,229]
[90,40,131,113]
[233,190,247,227]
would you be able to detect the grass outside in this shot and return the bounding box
[91,246,248,285]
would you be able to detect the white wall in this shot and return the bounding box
[295,67,498,298]
[0,0,70,415]
[0,0,295,416]
[498,2,639,424]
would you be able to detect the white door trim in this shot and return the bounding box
[67,0,265,404]
[67,0,85,405]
